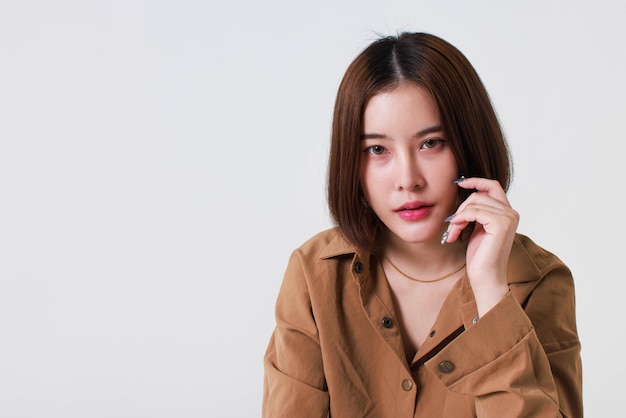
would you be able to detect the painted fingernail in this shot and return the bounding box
[444,214,455,222]
[440,223,452,245]
[453,176,466,183]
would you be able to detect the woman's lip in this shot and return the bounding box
[396,205,433,221]
[396,201,430,211]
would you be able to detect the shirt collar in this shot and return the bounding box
[506,234,543,285]
[318,230,542,286]
[318,230,358,259]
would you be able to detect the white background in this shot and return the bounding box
[1,1,624,417]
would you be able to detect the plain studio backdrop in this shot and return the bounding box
[0,0,623,416]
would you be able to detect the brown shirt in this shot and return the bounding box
[263,228,582,417]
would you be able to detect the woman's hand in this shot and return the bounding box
[443,177,519,316]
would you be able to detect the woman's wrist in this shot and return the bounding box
[471,279,509,317]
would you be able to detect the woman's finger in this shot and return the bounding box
[443,202,519,244]
[454,177,510,205]
[453,190,510,215]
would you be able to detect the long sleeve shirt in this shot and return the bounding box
[263,228,582,417]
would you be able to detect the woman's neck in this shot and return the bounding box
[381,233,467,280]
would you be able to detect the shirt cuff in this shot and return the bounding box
[424,292,534,388]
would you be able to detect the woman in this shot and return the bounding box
[263,32,582,417]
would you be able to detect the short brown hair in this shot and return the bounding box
[327,32,512,253]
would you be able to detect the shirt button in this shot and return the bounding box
[438,361,455,374]
[381,317,393,328]
[402,379,413,391]
[354,262,363,273]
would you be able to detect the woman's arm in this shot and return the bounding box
[263,251,330,418]
[443,177,582,417]
[425,276,581,417]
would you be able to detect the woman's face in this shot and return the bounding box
[360,83,459,247]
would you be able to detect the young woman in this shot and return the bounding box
[263,32,582,417]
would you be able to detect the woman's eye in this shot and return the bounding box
[421,139,444,149]
[365,145,386,155]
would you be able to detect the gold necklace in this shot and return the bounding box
[384,256,466,283]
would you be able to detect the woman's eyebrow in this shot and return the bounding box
[360,133,387,140]
[415,125,443,138]
[360,125,443,140]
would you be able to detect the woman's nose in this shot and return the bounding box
[394,152,423,191]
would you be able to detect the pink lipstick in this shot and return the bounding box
[395,201,433,221]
